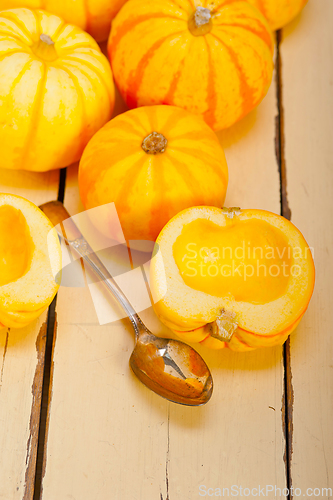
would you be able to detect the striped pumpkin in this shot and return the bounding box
[108,0,274,130]
[248,0,308,31]
[0,8,114,172]
[0,0,127,41]
[78,105,229,243]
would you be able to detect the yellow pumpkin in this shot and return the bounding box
[0,0,127,41]
[78,105,228,243]
[0,193,62,329]
[0,8,115,172]
[108,0,274,130]
[248,0,308,31]
[150,206,315,352]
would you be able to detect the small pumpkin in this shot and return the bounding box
[78,105,228,243]
[108,0,274,130]
[150,206,315,351]
[0,0,127,41]
[0,193,61,329]
[248,0,308,31]
[0,8,115,172]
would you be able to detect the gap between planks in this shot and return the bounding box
[31,168,67,500]
[275,29,294,500]
[29,32,295,499]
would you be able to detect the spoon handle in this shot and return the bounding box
[40,201,141,332]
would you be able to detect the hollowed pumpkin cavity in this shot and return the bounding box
[0,205,34,287]
[0,193,62,329]
[150,207,315,352]
[173,218,291,305]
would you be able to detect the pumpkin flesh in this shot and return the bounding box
[0,205,34,287]
[150,207,315,351]
[0,194,62,329]
[173,218,291,305]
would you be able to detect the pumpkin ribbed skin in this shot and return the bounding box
[0,0,127,40]
[78,105,228,242]
[0,8,115,172]
[248,0,308,31]
[108,0,274,130]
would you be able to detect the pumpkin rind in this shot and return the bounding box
[78,105,228,242]
[0,8,115,172]
[150,206,315,351]
[0,0,127,40]
[0,193,62,329]
[108,0,274,130]
[247,0,308,31]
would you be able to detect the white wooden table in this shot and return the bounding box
[0,2,332,498]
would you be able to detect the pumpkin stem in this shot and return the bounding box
[222,207,242,219]
[142,132,168,154]
[188,7,212,36]
[210,309,238,343]
[32,34,58,62]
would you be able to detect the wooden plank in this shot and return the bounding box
[41,67,287,498]
[281,1,333,495]
[167,65,286,498]
[40,166,171,499]
[0,168,59,500]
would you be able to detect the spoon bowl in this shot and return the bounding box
[40,201,213,406]
[130,320,213,405]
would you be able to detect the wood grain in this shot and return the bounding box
[40,63,288,498]
[167,63,286,499]
[0,169,59,500]
[281,1,333,495]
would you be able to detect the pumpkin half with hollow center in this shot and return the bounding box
[150,206,315,351]
[0,193,61,329]
[108,0,274,130]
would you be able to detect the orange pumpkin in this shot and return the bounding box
[248,0,308,31]
[0,0,127,41]
[108,0,274,130]
[0,8,115,172]
[78,105,228,243]
[150,206,315,352]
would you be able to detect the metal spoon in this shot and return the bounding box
[40,201,213,406]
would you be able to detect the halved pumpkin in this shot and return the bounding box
[0,193,61,329]
[150,207,315,351]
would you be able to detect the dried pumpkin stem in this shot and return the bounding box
[194,7,211,27]
[32,34,58,61]
[188,7,212,36]
[142,132,168,154]
[222,207,242,219]
[210,309,238,343]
